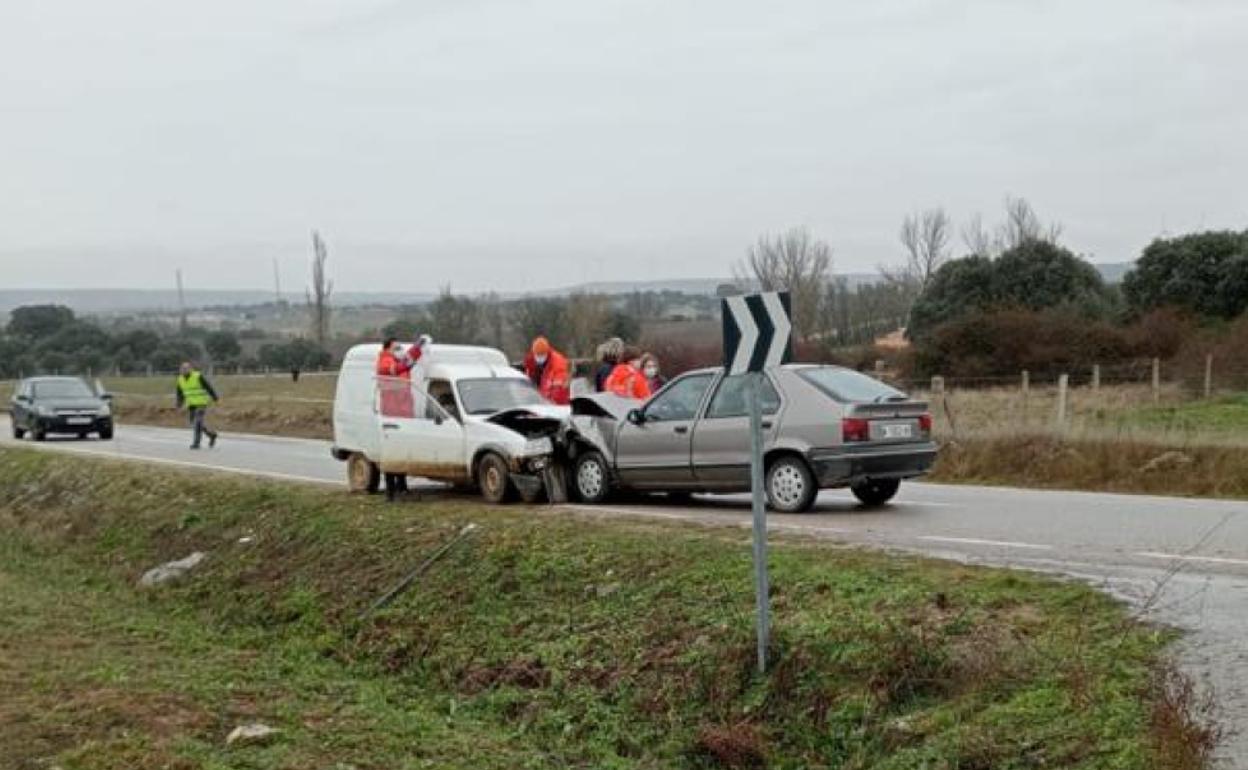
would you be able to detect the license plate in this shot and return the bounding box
[880,423,913,439]
[66,417,93,425]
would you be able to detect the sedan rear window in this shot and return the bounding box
[798,367,906,404]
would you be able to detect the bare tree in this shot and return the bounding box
[306,230,333,348]
[564,292,610,357]
[884,207,951,295]
[960,212,997,256]
[1001,195,1062,248]
[962,196,1062,256]
[734,227,832,341]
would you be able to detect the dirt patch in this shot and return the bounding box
[460,656,552,693]
[691,722,767,769]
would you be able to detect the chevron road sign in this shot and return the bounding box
[721,291,794,376]
[720,290,794,675]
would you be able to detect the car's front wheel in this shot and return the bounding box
[11,421,25,440]
[31,424,47,442]
[347,453,380,494]
[477,452,515,504]
[572,451,611,504]
[851,478,900,507]
[98,425,114,441]
[766,455,817,513]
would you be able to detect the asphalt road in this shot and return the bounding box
[2,417,1245,764]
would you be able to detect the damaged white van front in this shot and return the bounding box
[331,344,569,503]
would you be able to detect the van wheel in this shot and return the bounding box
[851,478,900,507]
[347,453,381,494]
[572,451,611,504]
[766,455,817,513]
[477,453,515,504]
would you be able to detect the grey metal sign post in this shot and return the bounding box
[722,291,793,674]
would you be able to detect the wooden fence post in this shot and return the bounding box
[1151,358,1161,404]
[1091,364,1100,392]
[1020,370,1030,423]
[1204,354,1213,399]
[931,375,945,395]
[1056,373,1069,425]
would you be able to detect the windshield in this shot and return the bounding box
[798,367,907,404]
[32,379,96,400]
[456,378,545,415]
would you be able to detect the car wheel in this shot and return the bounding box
[347,453,381,494]
[572,451,611,504]
[851,478,900,507]
[477,453,515,504]
[11,421,25,440]
[766,455,817,513]
[32,424,47,442]
[98,426,114,441]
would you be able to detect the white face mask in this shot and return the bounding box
[535,355,548,365]
[644,366,658,377]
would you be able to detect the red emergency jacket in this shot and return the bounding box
[377,346,423,417]
[605,362,651,400]
[524,349,571,405]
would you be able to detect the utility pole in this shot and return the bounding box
[273,258,282,305]
[175,269,188,332]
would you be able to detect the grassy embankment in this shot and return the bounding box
[0,448,1216,769]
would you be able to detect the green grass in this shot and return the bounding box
[0,449,1212,769]
[1117,394,1248,436]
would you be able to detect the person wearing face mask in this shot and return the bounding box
[605,346,652,400]
[640,353,665,393]
[523,336,571,405]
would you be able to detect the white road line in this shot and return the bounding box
[917,535,1054,550]
[1135,551,1248,567]
[8,442,339,486]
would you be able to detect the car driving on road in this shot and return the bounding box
[564,365,936,511]
[8,376,115,441]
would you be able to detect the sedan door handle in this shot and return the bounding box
[761,421,773,429]
[674,426,689,434]
[382,423,400,430]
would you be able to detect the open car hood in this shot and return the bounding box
[482,404,570,438]
[570,393,636,421]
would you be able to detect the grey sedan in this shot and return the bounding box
[564,365,937,512]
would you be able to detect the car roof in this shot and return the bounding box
[23,376,89,384]
[678,363,844,377]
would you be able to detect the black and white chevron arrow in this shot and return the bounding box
[721,291,794,375]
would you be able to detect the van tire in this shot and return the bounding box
[347,453,381,494]
[477,453,515,504]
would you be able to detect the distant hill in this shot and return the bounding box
[0,263,1133,314]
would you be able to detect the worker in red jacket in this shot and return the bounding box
[605,346,652,400]
[523,336,571,405]
[376,334,431,501]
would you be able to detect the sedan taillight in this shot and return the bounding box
[919,413,933,435]
[842,417,870,443]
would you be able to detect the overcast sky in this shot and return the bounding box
[2,0,1246,293]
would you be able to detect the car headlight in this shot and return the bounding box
[35,405,53,417]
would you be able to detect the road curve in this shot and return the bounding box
[2,417,1245,765]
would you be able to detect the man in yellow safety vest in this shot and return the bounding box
[175,361,220,450]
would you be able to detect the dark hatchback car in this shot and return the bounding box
[9,376,114,441]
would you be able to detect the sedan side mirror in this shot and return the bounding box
[14,395,29,404]
[626,408,646,426]
[100,393,114,402]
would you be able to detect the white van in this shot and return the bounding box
[331,344,569,502]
